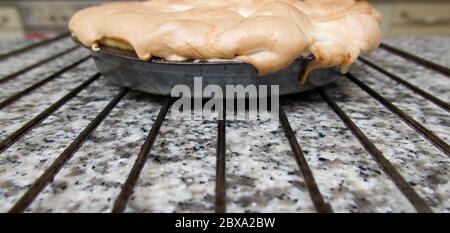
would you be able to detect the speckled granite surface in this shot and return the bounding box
[126,115,217,213]
[0,36,449,213]
[383,36,450,68]
[0,40,33,54]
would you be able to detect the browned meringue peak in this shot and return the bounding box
[69,0,382,81]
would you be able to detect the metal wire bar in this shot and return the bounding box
[0,46,79,85]
[0,32,71,61]
[316,87,433,213]
[0,73,100,155]
[8,88,129,213]
[279,105,333,213]
[380,43,450,77]
[359,56,450,113]
[111,97,172,213]
[215,110,226,213]
[0,56,90,110]
[347,73,450,158]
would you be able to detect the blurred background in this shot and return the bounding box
[0,0,449,41]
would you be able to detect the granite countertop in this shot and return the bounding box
[0,36,449,213]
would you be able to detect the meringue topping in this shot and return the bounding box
[69,0,382,82]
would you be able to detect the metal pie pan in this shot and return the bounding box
[77,39,341,96]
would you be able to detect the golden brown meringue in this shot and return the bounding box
[69,0,382,82]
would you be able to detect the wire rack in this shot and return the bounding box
[0,33,449,213]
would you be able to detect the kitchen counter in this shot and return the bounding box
[0,36,449,213]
